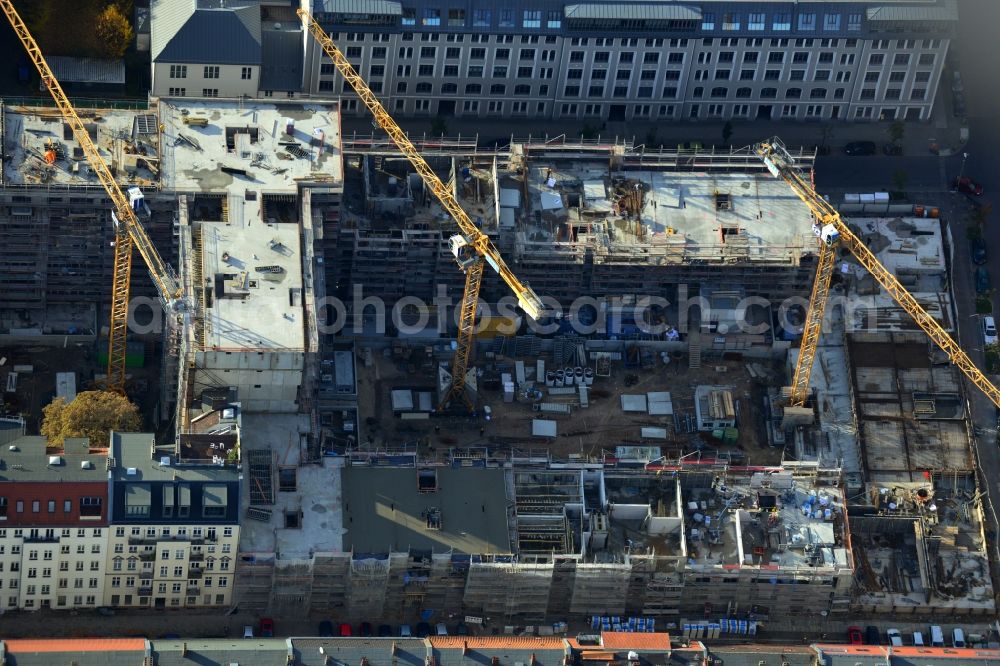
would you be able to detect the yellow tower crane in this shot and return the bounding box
[1,0,184,393]
[299,8,544,411]
[755,137,1000,408]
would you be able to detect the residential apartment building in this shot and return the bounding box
[0,437,109,611]
[305,0,956,122]
[147,1,956,122]
[104,432,240,610]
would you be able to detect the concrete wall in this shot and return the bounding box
[195,350,303,412]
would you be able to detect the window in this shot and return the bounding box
[768,52,784,64]
[563,85,580,96]
[710,87,727,98]
[422,8,440,25]
[241,66,252,80]
[591,69,606,81]
[915,71,931,83]
[518,66,533,78]
[318,80,333,92]
[373,47,386,59]
[470,48,485,60]
[764,69,780,80]
[643,52,659,64]
[894,53,910,66]
[203,66,219,79]
[420,46,436,59]
[860,89,876,100]
[473,8,490,26]
[790,70,805,81]
[520,48,536,60]
[692,86,703,98]
[668,53,683,64]
[514,84,531,95]
[402,8,415,25]
[462,100,479,112]
[169,65,187,79]
[722,13,740,30]
[715,70,730,81]
[415,82,432,93]
[447,8,465,26]
[823,14,841,31]
[771,13,791,31]
[748,12,765,31]
[444,65,458,77]
[743,52,758,64]
[885,88,901,100]
[869,54,884,66]
[465,84,482,95]
[810,88,827,99]
[701,12,715,31]
[911,88,926,100]
[793,52,808,64]
[786,88,801,99]
[499,8,514,27]
[782,104,797,118]
[490,83,507,95]
[467,65,483,77]
[522,10,540,28]
[848,13,862,31]
[547,10,561,28]
[79,497,101,517]
[418,64,433,76]
[797,13,816,31]
[202,88,218,98]
[865,71,880,83]
[588,85,604,97]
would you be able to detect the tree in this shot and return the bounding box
[887,119,905,146]
[891,169,909,194]
[430,116,448,137]
[41,390,142,447]
[95,5,133,59]
[721,121,734,145]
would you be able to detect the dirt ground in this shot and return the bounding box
[0,340,164,436]
[355,345,786,466]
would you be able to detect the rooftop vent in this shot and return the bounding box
[160,456,171,466]
[81,460,94,470]
[48,455,63,466]
[126,467,138,476]
[8,445,18,452]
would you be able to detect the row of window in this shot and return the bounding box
[18,595,98,608]
[701,11,862,33]
[114,526,233,538]
[110,556,230,571]
[107,593,228,607]
[402,7,562,30]
[0,528,101,540]
[168,65,252,80]
[0,497,100,517]
[168,88,218,98]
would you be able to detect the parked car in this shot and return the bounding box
[970,237,988,265]
[339,623,352,637]
[953,628,966,648]
[358,622,373,637]
[955,176,984,196]
[847,626,864,645]
[436,623,449,636]
[976,266,992,294]
[399,624,413,638]
[416,622,432,638]
[930,625,945,647]
[378,624,394,637]
[844,141,877,156]
[318,620,335,637]
[984,316,998,345]
[887,629,904,647]
[913,631,925,646]
[243,626,255,639]
[865,626,881,645]
[882,143,903,156]
[259,618,274,638]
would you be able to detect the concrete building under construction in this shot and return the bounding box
[233,457,852,623]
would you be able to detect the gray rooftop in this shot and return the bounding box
[153,639,292,666]
[260,25,305,92]
[342,467,511,554]
[0,436,108,483]
[46,56,125,85]
[110,432,238,483]
[151,0,261,65]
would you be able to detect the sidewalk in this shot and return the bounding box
[342,86,968,158]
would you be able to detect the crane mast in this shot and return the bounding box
[1,0,183,393]
[299,8,544,410]
[756,137,1000,409]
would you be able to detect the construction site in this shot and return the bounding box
[1,88,996,625]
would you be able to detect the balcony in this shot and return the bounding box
[138,551,156,561]
[23,535,60,544]
[186,585,200,594]
[138,586,152,595]
[188,568,203,579]
[139,572,153,580]
[189,552,204,562]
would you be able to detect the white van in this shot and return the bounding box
[930,625,945,647]
[985,316,999,345]
[952,628,966,648]
[912,631,924,646]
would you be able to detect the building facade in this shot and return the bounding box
[306,0,956,122]
[104,433,241,610]
[0,437,109,611]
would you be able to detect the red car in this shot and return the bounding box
[847,626,864,645]
[339,623,352,637]
[954,176,984,196]
[259,617,275,637]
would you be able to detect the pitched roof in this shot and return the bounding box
[47,56,126,85]
[600,632,671,651]
[1,638,146,653]
[429,636,566,650]
[151,0,261,65]
[259,28,304,92]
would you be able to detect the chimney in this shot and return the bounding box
[492,658,500,666]
[361,659,370,666]
[181,643,188,657]
[463,641,470,655]
[391,641,397,655]
[531,653,537,666]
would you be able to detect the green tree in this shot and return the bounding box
[891,169,909,194]
[722,121,734,145]
[430,116,448,137]
[95,4,133,59]
[41,390,142,446]
[888,120,905,146]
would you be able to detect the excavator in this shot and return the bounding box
[299,8,544,411]
[755,137,1000,409]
